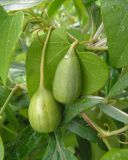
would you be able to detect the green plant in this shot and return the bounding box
[0,0,128,160]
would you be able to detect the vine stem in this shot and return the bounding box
[39,26,53,89]
[105,125,128,137]
[0,85,20,115]
[81,112,128,149]
[81,112,112,150]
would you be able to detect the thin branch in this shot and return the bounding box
[0,85,20,115]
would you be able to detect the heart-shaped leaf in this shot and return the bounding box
[78,52,109,95]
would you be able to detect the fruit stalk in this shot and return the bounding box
[39,26,52,89]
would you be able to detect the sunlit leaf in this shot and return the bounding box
[78,52,109,95]
[101,0,128,68]
[0,7,24,84]
[48,0,65,17]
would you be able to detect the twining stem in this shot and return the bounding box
[39,27,53,89]
[81,112,128,138]
[81,112,112,150]
[105,125,128,137]
[0,85,20,115]
[81,112,128,150]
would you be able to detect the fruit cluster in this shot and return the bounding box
[28,29,82,133]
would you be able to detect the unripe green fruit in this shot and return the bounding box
[28,87,61,133]
[53,43,81,104]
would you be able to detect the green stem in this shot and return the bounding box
[29,9,49,28]
[0,85,20,115]
[1,125,17,136]
[81,112,100,132]
[102,138,112,150]
[71,40,79,49]
[39,27,53,89]
[105,125,128,137]
[85,45,108,51]
[81,112,112,150]
[66,32,78,42]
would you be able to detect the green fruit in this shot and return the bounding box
[53,42,81,104]
[28,86,61,133]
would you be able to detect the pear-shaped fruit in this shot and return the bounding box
[53,41,81,104]
[28,86,61,133]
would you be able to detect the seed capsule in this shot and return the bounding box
[28,86,61,133]
[53,41,81,104]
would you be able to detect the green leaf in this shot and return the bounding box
[77,136,91,160]
[42,134,57,160]
[108,73,128,98]
[64,96,103,124]
[5,105,21,131]
[67,119,99,143]
[73,0,88,26]
[99,103,128,124]
[26,39,42,97]
[43,133,78,160]
[5,126,44,160]
[26,28,70,97]
[83,0,97,5]
[101,149,128,160]
[91,143,105,160]
[0,7,24,84]
[78,52,109,95]
[55,132,78,160]
[67,118,106,150]
[0,136,4,160]
[101,0,128,68]
[27,33,109,97]
[48,0,65,17]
